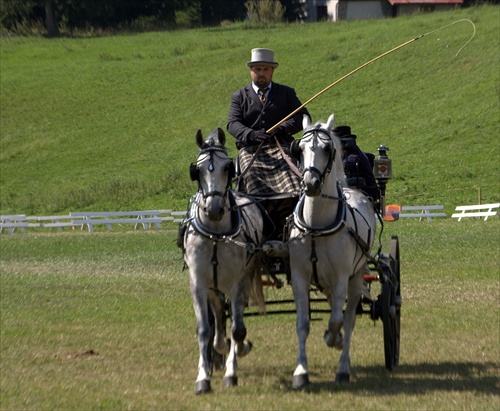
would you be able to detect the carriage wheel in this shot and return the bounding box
[207,297,227,375]
[381,236,401,371]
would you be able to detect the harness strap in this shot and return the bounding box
[310,235,323,292]
[345,206,372,253]
[343,212,378,266]
[275,136,303,178]
[293,183,346,236]
[212,240,218,290]
[235,192,300,206]
[235,137,303,188]
[203,190,227,199]
[191,191,242,239]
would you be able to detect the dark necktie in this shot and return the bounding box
[258,87,269,104]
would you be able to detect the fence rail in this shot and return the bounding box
[398,205,446,222]
[2,202,498,234]
[0,210,186,234]
[451,203,500,221]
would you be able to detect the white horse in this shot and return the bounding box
[181,127,265,394]
[288,114,377,387]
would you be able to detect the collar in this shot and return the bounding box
[251,82,272,95]
[190,191,242,240]
[292,182,347,236]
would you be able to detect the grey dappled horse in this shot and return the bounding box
[288,114,376,387]
[182,128,265,394]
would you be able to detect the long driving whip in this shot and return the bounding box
[266,19,476,134]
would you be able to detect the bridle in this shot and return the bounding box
[190,145,235,201]
[291,126,338,187]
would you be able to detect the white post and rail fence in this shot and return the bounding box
[1,203,498,234]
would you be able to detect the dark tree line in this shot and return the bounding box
[1,0,305,37]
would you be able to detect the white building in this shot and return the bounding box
[301,0,464,22]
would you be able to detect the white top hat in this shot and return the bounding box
[246,48,279,68]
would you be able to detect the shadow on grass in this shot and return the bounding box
[275,361,499,394]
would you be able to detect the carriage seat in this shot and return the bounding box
[263,240,289,258]
[346,176,366,189]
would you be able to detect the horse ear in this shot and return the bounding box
[303,114,311,130]
[217,128,226,147]
[195,130,204,148]
[290,139,301,162]
[326,114,335,131]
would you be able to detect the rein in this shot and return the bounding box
[275,136,302,178]
[235,141,264,187]
[235,136,302,191]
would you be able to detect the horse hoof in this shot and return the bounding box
[195,379,211,394]
[324,330,334,348]
[223,375,238,387]
[292,373,310,389]
[236,340,252,357]
[245,340,253,354]
[324,330,343,350]
[335,372,350,384]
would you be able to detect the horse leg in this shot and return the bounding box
[191,285,212,394]
[208,291,230,356]
[222,334,239,388]
[223,283,251,388]
[291,272,311,389]
[336,272,363,383]
[324,277,348,351]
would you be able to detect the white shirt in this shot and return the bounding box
[252,82,272,99]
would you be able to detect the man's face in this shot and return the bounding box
[250,65,274,88]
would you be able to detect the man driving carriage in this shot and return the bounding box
[227,48,310,241]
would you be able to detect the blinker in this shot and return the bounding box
[189,162,199,181]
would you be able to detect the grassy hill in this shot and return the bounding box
[0,5,498,215]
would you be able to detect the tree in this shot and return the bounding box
[280,0,306,22]
[245,0,285,23]
[44,0,59,37]
[200,0,246,25]
[0,0,305,35]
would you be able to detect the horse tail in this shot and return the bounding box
[246,251,266,314]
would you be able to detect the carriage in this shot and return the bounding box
[180,115,401,393]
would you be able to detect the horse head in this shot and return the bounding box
[291,114,344,197]
[190,128,235,221]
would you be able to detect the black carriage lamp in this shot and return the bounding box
[374,145,392,182]
[373,145,393,218]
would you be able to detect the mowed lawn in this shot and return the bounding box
[1,4,499,410]
[1,218,498,410]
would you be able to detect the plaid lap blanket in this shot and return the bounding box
[238,145,301,196]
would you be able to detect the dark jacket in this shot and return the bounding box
[227,82,309,149]
[343,146,379,200]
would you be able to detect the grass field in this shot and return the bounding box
[1,218,499,410]
[1,5,499,215]
[1,4,499,410]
